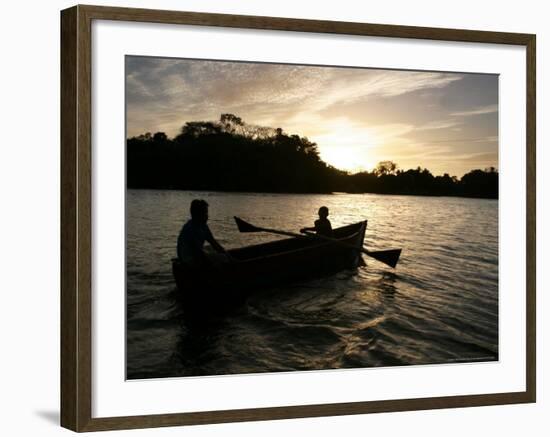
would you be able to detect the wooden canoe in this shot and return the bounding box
[171,220,367,307]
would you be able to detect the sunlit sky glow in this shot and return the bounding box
[126,56,498,177]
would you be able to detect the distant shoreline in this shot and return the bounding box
[127,115,498,200]
[126,186,498,200]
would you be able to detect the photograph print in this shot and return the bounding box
[125,56,498,380]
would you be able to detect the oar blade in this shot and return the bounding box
[366,248,402,268]
[234,216,260,233]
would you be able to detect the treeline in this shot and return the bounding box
[128,114,336,193]
[342,162,498,198]
[127,114,498,199]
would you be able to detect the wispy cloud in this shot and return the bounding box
[126,57,464,136]
[450,104,498,117]
[415,119,462,131]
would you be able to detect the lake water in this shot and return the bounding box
[126,189,498,379]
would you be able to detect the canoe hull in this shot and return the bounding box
[172,221,367,306]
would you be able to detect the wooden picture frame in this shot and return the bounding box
[61,4,536,432]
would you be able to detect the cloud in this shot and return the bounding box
[415,119,462,131]
[450,104,498,117]
[126,57,464,137]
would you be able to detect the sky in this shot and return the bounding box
[126,56,498,177]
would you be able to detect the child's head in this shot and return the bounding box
[318,206,329,219]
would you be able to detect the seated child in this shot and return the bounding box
[300,206,332,237]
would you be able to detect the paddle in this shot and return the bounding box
[234,216,402,268]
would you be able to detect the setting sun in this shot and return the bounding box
[312,119,378,172]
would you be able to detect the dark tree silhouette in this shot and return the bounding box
[375,161,398,176]
[127,115,498,199]
[461,167,498,198]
